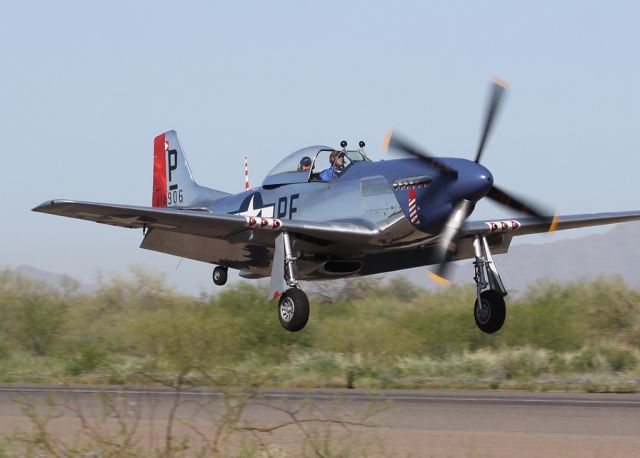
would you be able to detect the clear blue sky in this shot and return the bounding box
[2,0,639,292]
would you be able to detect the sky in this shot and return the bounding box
[2,0,639,293]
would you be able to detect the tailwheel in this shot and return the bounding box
[474,290,506,334]
[212,266,228,286]
[278,288,310,332]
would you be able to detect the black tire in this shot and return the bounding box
[474,290,506,334]
[212,266,228,286]
[278,288,310,332]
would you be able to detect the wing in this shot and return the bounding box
[354,211,640,278]
[32,200,379,242]
[32,200,379,275]
[462,211,640,237]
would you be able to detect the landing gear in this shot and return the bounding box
[278,288,310,332]
[212,266,228,286]
[472,235,508,333]
[474,290,506,333]
[270,232,311,332]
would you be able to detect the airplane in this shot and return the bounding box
[33,78,640,334]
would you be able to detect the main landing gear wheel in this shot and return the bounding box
[278,288,310,332]
[212,266,228,286]
[474,290,506,334]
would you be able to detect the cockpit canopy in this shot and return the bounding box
[263,145,371,187]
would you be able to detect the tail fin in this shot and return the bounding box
[152,130,230,208]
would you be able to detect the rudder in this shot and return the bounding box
[152,130,230,207]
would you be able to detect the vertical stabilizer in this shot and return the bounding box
[152,130,230,208]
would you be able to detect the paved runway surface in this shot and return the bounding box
[1,384,639,457]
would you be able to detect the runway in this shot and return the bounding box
[1,385,639,457]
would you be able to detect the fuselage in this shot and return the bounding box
[209,156,494,252]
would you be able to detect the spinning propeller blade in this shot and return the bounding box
[429,199,472,283]
[487,184,557,231]
[475,77,509,163]
[383,130,458,177]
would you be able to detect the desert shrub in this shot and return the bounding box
[598,344,637,372]
[445,352,492,377]
[386,277,422,301]
[500,281,584,351]
[64,346,108,376]
[0,273,70,356]
[288,352,342,377]
[571,347,603,372]
[3,266,640,387]
[394,351,493,378]
[581,277,640,338]
[547,352,570,373]
[498,347,550,379]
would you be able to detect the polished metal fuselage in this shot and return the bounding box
[140,156,497,280]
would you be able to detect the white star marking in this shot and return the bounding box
[237,195,274,218]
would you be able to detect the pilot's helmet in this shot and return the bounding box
[299,156,312,169]
[330,151,345,165]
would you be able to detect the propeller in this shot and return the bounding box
[384,77,557,284]
[487,185,551,222]
[428,200,472,285]
[475,77,509,163]
[383,130,458,177]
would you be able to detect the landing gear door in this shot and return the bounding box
[269,233,286,301]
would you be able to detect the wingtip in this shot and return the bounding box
[548,213,559,233]
[32,200,58,212]
[428,271,450,286]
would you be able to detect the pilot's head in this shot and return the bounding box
[331,151,345,168]
[329,150,345,164]
[299,156,312,172]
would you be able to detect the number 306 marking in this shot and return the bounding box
[167,189,183,205]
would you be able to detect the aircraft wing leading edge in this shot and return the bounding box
[32,200,379,245]
[463,211,640,238]
[33,200,640,279]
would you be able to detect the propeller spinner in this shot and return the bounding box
[386,78,557,284]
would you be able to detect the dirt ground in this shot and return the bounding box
[1,386,639,457]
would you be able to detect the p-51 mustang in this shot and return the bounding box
[33,79,640,334]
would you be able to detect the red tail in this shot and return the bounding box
[152,133,167,207]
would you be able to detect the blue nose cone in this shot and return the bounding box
[447,160,494,202]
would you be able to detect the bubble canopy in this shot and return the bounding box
[262,145,371,187]
[262,146,334,186]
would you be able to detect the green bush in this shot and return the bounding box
[2,268,640,388]
[64,346,108,376]
[571,347,603,372]
[499,348,550,379]
[599,345,637,372]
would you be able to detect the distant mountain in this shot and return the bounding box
[9,265,95,293]
[399,221,640,293]
[13,265,72,285]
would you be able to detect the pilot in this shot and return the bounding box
[319,151,346,181]
[298,156,312,172]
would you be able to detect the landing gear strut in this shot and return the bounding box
[272,232,310,332]
[472,235,507,333]
[212,266,228,286]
